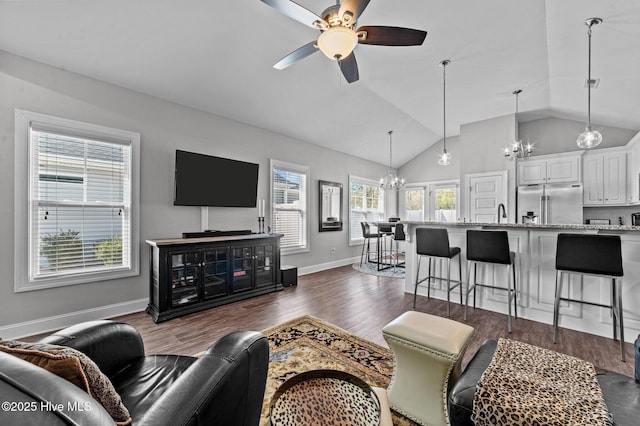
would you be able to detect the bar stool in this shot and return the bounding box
[464,230,517,332]
[413,228,462,316]
[391,223,406,270]
[553,233,625,361]
[359,222,377,266]
[377,223,394,267]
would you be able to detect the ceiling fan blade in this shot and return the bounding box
[273,41,319,70]
[357,26,427,46]
[339,0,371,21]
[338,52,359,83]
[260,0,326,29]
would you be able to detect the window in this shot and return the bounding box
[349,176,385,243]
[432,185,458,222]
[404,187,425,221]
[400,181,459,223]
[14,110,140,291]
[271,160,309,254]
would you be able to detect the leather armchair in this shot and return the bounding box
[1,320,269,426]
[448,339,640,426]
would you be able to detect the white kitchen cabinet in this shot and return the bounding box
[517,152,581,185]
[627,132,640,204]
[583,150,627,205]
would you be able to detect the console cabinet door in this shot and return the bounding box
[255,242,276,288]
[202,247,229,299]
[168,250,201,307]
[231,245,254,292]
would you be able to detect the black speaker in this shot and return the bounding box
[281,265,298,287]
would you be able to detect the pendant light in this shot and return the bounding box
[577,17,603,149]
[380,130,406,191]
[438,59,452,166]
[503,89,533,159]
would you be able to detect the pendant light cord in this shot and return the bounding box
[587,24,592,129]
[514,89,521,140]
[442,61,447,152]
[388,130,393,169]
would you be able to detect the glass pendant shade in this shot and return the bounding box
[317,26,358,60]
[577,126,603,149]
[438,150,452,166]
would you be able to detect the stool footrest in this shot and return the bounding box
[559,297,615,310]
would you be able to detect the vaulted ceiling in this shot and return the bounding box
[1,0,639,167]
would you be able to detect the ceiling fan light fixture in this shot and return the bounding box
[317,26,358,60]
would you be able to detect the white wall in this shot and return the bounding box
[0,51,393,333]
[459,114,517,222]
[519,117,637,155]
[399,136,460,184]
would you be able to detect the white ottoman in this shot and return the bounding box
[382,311,474,426]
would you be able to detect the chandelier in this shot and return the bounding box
[577,18,603,149]
[380,130,406,191]
[438,60,452,166]
[503,89,533,159]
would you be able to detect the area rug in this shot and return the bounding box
[260,315,417,425]
[352,262,405,279]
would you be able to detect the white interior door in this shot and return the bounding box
[465,170,508,223]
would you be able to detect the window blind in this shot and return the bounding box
[30,128,132,280]
[272,166,307,250]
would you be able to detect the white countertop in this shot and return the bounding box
[402,221,640,232]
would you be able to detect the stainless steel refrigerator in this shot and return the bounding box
[517,183,583,224]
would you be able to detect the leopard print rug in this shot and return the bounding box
[260,315,417,426]
[472,338,613,426]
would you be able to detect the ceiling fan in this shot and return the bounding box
[260,0,427,83]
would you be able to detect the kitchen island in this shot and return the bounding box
[402,221,640,343]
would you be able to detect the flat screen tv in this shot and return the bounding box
[174,150,259,207]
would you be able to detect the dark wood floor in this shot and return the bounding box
[109,265,634,377]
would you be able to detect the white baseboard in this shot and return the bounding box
[0,298,148,340]
[1,257,360,340]
[298,257,359,276]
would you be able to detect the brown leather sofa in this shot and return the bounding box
[448,339,640,426]
[0,320,269,425]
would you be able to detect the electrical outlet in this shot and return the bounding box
[330,247,336,254]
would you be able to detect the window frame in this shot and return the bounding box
[14,109,141,292]
[270,159,310,255]
[348,175,386,245]
[400,179,460,223]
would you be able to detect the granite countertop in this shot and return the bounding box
[402,221,640,232]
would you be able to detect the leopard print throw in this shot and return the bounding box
[472,338,613,426]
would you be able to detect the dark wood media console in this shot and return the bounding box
[146,233,283,322]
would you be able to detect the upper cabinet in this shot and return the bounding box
[627,132,640,205]
[517,152,582,185]
[583,149,627,205]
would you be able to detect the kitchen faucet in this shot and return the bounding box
[497,203,507,223]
